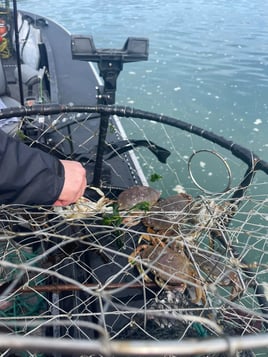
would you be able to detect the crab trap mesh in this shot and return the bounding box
[0,104,267,357]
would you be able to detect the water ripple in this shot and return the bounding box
[21,0,268,157]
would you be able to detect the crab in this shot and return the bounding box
[184,197,239,250]
[117,185,161,227]
[139,192,199,249]
[191,250,244,300]
[142,193,194,233]
[117,185,161,210]
[129,243,206,304]
[188,197,238,234]
[54,187,114,220]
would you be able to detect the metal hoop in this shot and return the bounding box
[188,149,232,195]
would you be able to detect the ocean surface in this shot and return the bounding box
[19,0,268,193]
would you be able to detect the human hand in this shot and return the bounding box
[53,160,87,206]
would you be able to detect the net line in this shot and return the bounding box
[0,104,267,356]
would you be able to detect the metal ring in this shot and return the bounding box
[188,149,232,195]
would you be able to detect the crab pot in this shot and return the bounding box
[0,105,267,357]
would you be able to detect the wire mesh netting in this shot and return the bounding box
[0,105,267,356]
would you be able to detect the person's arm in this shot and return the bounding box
[0,129,86,205]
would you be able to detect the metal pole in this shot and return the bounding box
[12,0,24,105]
[0,332,267,355]
[92,112,109,186]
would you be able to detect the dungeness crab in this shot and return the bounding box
[142,193,196,239]
[129,243,205,304]
[117,185,161,211]
[117,185,161,226]
[141,193,237,249]
[54,187,114,220]
[191,250,244,300]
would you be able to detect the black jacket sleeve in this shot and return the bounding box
[0,129,65,205]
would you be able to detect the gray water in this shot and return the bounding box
[20,0,268,160]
